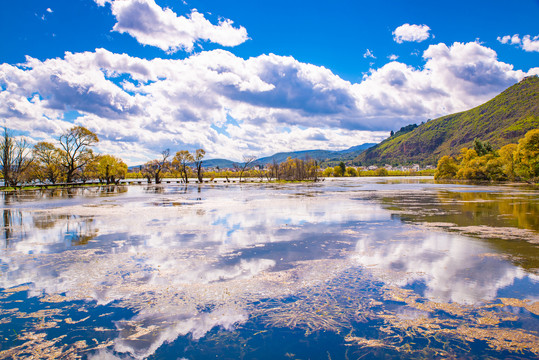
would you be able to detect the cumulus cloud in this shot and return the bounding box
[522,35,539,52]
[95,0,248,53]
[1,42,537,164]
[388,54,399,61]
[498,34,539,52]
[393,23,431,43]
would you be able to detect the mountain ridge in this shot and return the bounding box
[355,76,539,165]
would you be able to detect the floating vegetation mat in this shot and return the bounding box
[1,257,538,359]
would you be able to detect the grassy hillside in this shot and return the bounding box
[356,76,539,165]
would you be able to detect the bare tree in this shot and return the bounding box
[173,150,194,183]
[58,126,99,183]
[194,149,205,182]
[143,149,170,184]
[234,155,257,182]
[0,127,34,187]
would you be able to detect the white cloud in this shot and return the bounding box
[497,35,510,44]
[393,23,431,43]
[46,8,53,13]
[363,49,376,59]
[498,34,539,52]
[1,42,537,164]
[388,54,399,61]
[352,41,537,129]
[95,0,248,53]
[522,35,539,52]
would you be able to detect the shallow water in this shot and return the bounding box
[0,177,538,359]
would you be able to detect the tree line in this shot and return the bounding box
[0,126,323,187]
[10,124,532,188]
[135,155,320,183]
[434,129,539,182]
[1,126,127,187]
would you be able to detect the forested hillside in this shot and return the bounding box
[356,76,539,165]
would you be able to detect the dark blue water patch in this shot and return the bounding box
[150,325,357,360]
[144,313,535,360]
[402,280,428,297]
[215,230,358,271]
[495,276,539,300]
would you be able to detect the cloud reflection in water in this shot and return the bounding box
[0,180,537,358]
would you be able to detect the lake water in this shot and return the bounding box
[1,177,538,359]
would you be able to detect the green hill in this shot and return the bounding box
[356,76,539,166]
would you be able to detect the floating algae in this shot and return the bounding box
[499,298,539,316]
[371,286,539,356]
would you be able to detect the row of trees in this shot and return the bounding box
[267,157,319,181]
[1,126,127,186]
[140,149,207,184]
[435,129,539,182]
[140,154,320,184]
[322,161,359,177]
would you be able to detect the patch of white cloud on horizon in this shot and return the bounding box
[95,0,249,53]
[1,43,537,164]
[498,34,539,52]
[393,23,431,43]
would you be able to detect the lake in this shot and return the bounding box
[1,177,538,359]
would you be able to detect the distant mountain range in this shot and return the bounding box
[355,75,539,166]
[201,143,376,168]
[128,143,376,170]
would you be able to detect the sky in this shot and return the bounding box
[1,0,538,164]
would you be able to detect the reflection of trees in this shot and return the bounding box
[381,190,539,231]
[2,186,128,203]
[32,213,69,230]
[65,216,98,246]
[97,185,128,196]
[379,190,539,271]
[435,191,539,231]
[2,209,23,246]
[32,212,98,246]
[144,185,165,194]
[1,209,98,250]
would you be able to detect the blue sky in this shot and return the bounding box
[1,0,538,164]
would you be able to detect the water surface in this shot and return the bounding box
[1,178,538,359]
